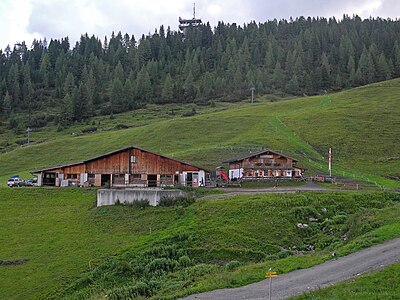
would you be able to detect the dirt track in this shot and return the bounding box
[181,237,400,300]
[200,182,336,200]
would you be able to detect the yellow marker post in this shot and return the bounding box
[266,268,278,300]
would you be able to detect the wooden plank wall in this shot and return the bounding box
[43,148,201,176]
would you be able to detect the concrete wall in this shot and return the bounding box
[97,188,186,207]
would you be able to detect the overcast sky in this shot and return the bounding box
[1,0,400,50]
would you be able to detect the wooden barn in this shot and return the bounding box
[32,146,208,188]
[224,149,304,181]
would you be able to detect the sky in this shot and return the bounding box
[1,0,400,50]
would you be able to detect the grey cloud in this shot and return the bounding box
[25,0,400,47]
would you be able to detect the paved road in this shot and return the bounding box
[182,237,400,300]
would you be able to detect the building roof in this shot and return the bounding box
[223,149,298,163]
[31,146,210,173]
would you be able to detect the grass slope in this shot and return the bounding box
[0,188,177,300]
[2,189,399,299]
[0,79,399,187]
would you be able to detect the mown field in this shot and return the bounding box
[0,79,399,188]
[1,188,399,299]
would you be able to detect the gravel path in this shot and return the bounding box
[181,237,400,300]
[200,182,335,200]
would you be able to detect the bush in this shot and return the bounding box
[111,260,133,276]
[15,139,27,145]
[107,281,157,299]
[81,127,97,133]
[115,124,129,129]
[178,255,192,268]
[159,196,195,207]
[277,250,293,259]
[145,258,179,276]
[8,117,18,129]
[225,260,241,271]
[182,108,197,117]
[31,114,48,128]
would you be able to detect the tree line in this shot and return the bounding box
[1,15,400,125]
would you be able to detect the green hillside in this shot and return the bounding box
[0,79,399,187]
[1,188,399,299]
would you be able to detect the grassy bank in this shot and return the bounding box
[2,189,396,299]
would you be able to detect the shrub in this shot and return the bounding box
[111,260,133,276]
[31,114,48,128]
[128,199,150,208]
[291,206,320,221]
[144,244,183,260]
[277,250,293,259]
[178,255,192,268]
[8,117,18,129]
[225,260,241,271]
[115,124,129,129]
[107,281,156,299]
[81,126,97,133]
[145,258,179,276]
[15,139,27,145]
[159,196,195,207]
[182,108,197,117]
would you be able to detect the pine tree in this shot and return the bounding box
[3,91,12,114]
[64,72,75,96]
[272,62,285,90]
[286,74,300,95]
[183,71,195,101]
[135,66,152,102]
[376,53,391,81]
[320,52,331,89]
[40,53,52,88]
[161,74,174,102]
[109,78,126,113]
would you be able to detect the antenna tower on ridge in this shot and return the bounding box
[179,2,202,36]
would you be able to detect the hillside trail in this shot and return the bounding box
[181,237,400,300]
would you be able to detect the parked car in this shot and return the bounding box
[25,178,38,186]
[7,177,25,187]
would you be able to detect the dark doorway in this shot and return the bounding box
[174,174,179,185]
[147,174,157,187]
[186,173,193,186]
[43,172,56,186]
[101,174,111,187]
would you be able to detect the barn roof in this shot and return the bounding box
[31,146,210,173]
[223,149,298,163]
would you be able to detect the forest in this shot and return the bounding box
[1,15,400,126]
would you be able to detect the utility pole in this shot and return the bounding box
[250,87,255,103]
[26,127,31,145]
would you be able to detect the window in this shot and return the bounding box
[130,174,142,183]
[112,174,125,184]
[66,174,78,179]
[160,174,173,185]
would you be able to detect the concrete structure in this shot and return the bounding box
[224,149,305,181]
[97,188,186,207]
[31,146,209,188]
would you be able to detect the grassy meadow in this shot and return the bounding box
[1,80,400,299]
[1,188,399,299]
[0,79,399,188]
